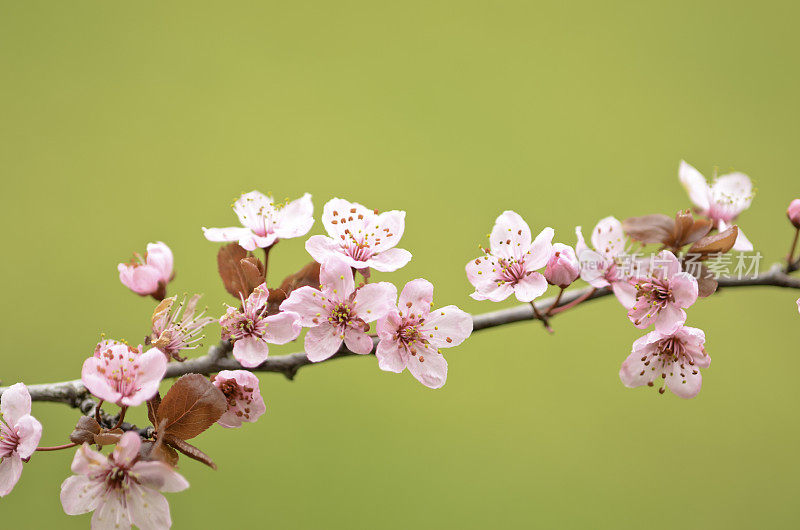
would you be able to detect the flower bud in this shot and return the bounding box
[787,199,800,229]
[544,243,580,288]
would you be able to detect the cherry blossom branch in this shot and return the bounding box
[4,263,800,408]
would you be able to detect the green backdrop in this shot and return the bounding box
[2,1,799,528]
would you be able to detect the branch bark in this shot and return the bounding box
[4,264,799,406]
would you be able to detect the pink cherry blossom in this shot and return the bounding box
[627,250,698,334]
[787,199,800,229]
[219,284,302,368]
[0,383,42,497]
[619,325,710,399]
[679,160,754,251]
[280,258,397,362]
[151,294,215,361]
[465,211,554,303]
[305,198,412,272]
[376,279,472,389]
[81,340,167,407]
[212,370,267,428]
[61,431,189,529]
[203,191,314,251]
[544,243,580,288]
[575,216,638,308]
[118,242,174,299]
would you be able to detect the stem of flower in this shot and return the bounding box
[549,287,597,315]
[35,442,79,452]
[263,243,275,282]
[531,303,553,333]
[94,399,104,425]
[546,288,565,316]
[111,406,128,431]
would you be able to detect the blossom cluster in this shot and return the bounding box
[6,159,800,530]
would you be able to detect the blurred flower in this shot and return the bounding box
[61,431,188,529]
[81,340,167,407]
[220,284,302,368]
[679,160,754,251]
[376,279,472,389]
[0,383,42,497]
[627,250,698,333]
[623,210,712,251]
[212,371,266,428]
[465,211,554,302]
[574,216,637,308]
[281,258,396,362]
[118,241,174,300]
[619,325,709,399]
[203,191,314,251]
[150,294,215,362]
[305,198,411,272]
[787,199,800,229]
[544,243,580,288]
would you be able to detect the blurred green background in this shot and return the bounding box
[2,1,799,528]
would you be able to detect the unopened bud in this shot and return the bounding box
[544,243,580,288]
[787,199,800,229]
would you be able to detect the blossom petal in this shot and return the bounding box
[92,492,131,530]
[375,339,408,373]
[119,348,167,407]
[262,311,302,344]
[671,272,698,308]
[71,444,107,475]
[0,453,23,497]
[525,227,554,270]
[732,226,753,252]
[344,328,374,354]
[305,235,342,266]
[367,248,412,272]
[233,191,273,233]
[711,171,753,215]
[131,461,190,493]
[353,282,397,322]
[398,279,433,319]
[654,304,686,334]
[424,306,473,348]
[304,323,343,362]
[13,415,42,459]
[490,211,532,260]
[113,432,142,468]
[590,216,626,260]
[280,286,326,326]
[611,281,637,309]
[60,474,103,514]
[513,272,548,303]
[202,226,252,243]
[233,336,270,368]
[405,343,448,389]
[274,193,314,239]
[0,383,31,426]
[679,160,711,211]
[81,357,123,404]
[128,483,172,530]
[666,363,703,399]
[319,257,355,299]
[145,242,173,283]
[372,210,406,251]
[619,348,658,389]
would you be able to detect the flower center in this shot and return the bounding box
[496,257,527,285]
[329,303,353,325]
[0,419,20,457]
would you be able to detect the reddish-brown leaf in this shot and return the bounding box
[146,393,162,427]
[217,243,264,299]
[266,261,321,314]
[689,225,739,257]
[156,374,227,441]
[94,428,124,446]
[622,214,674,244]
[69,416,101,444]
[164,434,217,470]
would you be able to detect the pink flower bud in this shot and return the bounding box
[118,241,174,299]
[544,243,580,288]
[787,199,800,229]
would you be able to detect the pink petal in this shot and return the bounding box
[128,483,172,530]
[590,216,626,260]
[353,282,396,322]
[233,191,273,233]
[321,198,369,238]
[671,272,698,308]
[654,304,686,334]
[405,343,448,389]
[120,348,167,407]
[319,257,355,299]
[81,357,123,404]
[280,286,326,326]
[274,193,315,239]
[711,172,753,214]
[423,305,473,348]
[344,328,374,354]
[304,323,344,362]
[611,281,637,309]
[398,279,433,319]
[130,461,189,493]
[619,348,658,389]
[375,339,408,373]
[145,242,173,283]
[512,272,548,303]
[731,225,753,252]
[490,211,532,260]
[202,226,251,243]
[666,363,703,399]
[655,250,681,278]
[92,492,131,530]
[262,311,302,344]
[13,415,42,460]
[60,475,103,514]
[0,452,22,497]
[376,310,402,338]
[113,432,142,468]
[233,336,270,368]
[679,160,711,211]
[0,383,31,426]
[70,444,107,475]
[574,226,589,257]
[525,227,554,270]
[245,283,270,311]
[371,210,406,251]
[367,247,412,272]
[118,264,161,295]
[577,249,611,287]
